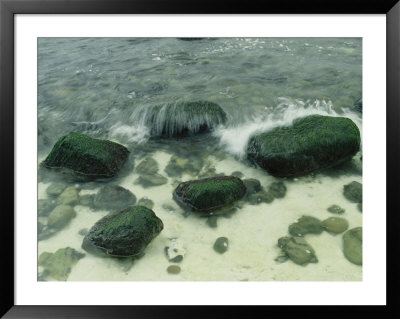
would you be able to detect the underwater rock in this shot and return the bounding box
[243,178,262,197]
[231,171,244,178]
[357,203,362,212]
[135,157,159,175]
[177,38,204,41]
[47,205,77,229]
[268,181,287,198]
[343,181,362,203]
[42,132,129,180]
[134,173,168,188]
[327,204,345,215]
[247,115,361,177]
[78,228,89,236]
[288,216,324,237]
[164,238,186,263]
[322,217,349,234]
[247,190,274,205]
[133,101,227,137]
[167,265,181,274]
[38,247,85,281]
[38,199,56,217]
[343,227,362,265]
[57,186,79,206]
[93,184,136,210]
[46,182,67,197]
[138,197,154,209]
[206,216,218,228]
[82,205,163,257]
[213,237,229,254]
[79,194,94,207]
[173,176,246,213]
[277,236,318,266]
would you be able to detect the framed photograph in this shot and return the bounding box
[1,0,398,317]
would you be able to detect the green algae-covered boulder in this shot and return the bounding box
[173,176,246,213]
[136,101,227,137]
[82,206,163,257]
[247,115,361,177]
[343,227,362,265]
[43,132,129,180]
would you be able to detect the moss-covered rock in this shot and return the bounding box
[247,115,361,177]
[47,205,77,229]
[277,236,318,266]
[135,101,227,137]
[288,216,324,237]
[38,247,85,281]
[42,132,129,180]
[322,217,349,234]
[343,181,362,203]
[93,185,136,210]
[173,176,246,213]
[343,227,362,265]
[82,206,163,257]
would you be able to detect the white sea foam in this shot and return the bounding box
[109,122,150,143]
[214,98,362,158]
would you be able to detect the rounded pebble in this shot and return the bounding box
[322,217,349,234]
[213,237,229,254]
[167,265,181,274]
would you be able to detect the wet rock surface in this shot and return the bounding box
[47,205,77,229]
[134,173,168,188]
[42,132,129,180]
[135,157,159,175]
[327,204,345,215]
[46,182,67,197]
[57,186,79,206]
[268,181,287,198]
[247,115,361,177]
[173,176,246,213]
[137,197,154,209]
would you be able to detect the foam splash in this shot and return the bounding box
[213,98,362,158]
[109,122,150,143]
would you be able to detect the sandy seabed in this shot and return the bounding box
[38,150,362,282]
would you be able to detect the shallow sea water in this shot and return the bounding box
[38,37,362,281]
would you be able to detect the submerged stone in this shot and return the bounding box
[38,199,56,217]
[213,237,229,254]
[327,204,345,215]
[136,157,159,175]
[206,216,218,228]
[46,182,67,197]
[79,194,94,207]
[38,247,85,281]
[138,197,154,209]
[343,227,362,265]
[357,203,362,212]
[134,101,227,137]
[167,265,181,274]
[231,171,244,178]
[82,206,164,257]
[47,205,77,229]
[247,190,274,205]
[343,181,362,203]
[247,115,361,177]
[322,217,349,234]
[173,176,246,213]
[57,186,79,206]
[134,173,168,187]
[42,132,129,180]
[288,216,324,237]
[277,236,318,265]
[243,178,262,197]
[93,184,136,210]
[268,181,287,198]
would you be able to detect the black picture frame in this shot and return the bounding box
[1,0,399,317]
